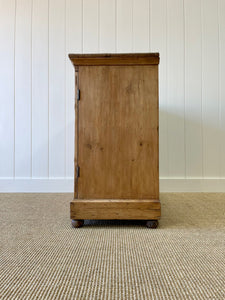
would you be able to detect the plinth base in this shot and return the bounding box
[70,199,161,221]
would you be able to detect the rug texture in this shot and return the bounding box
[0,193,225,300]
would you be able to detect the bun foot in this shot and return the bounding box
[146,220,158,229]
[71,219,84,228]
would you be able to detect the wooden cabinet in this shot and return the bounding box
[69,53,161,228]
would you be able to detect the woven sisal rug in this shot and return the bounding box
[0,193,225,299]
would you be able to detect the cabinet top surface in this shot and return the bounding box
[69,53,159,66]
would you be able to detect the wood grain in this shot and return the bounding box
[69,53,160,222]
[78,65,159,199]
[74,68,79,198]
[69,53,159,66]
[70,199,161,220]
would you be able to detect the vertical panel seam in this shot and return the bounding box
[48,0,50,178]
[65,0,67,178]
[149,0,151,51]
[132,0,134,52]
[166,0,169,177]
[183,0,187,179]
[200,0,204,178]
[217,0,221,178]
[115,0,117,52]
[98,0,100,52]
[14,0,17,178]
[81,0,83,53]
[31,0,33,178]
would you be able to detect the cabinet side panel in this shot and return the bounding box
[78,65,159,199]
[74,69,79,198]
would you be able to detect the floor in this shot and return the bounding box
[0,193,225,299]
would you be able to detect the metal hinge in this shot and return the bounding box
[77,89,80,101]
[76,165,80,178]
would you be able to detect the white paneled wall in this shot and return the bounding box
[0,0,225,192]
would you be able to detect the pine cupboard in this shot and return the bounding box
[69,53,161,228]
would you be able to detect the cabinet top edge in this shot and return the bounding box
[68,53,160,66]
